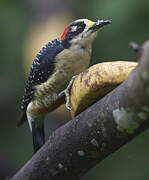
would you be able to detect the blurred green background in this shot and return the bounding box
[0,0,149,179]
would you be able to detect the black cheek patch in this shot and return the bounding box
[70,21,86,36]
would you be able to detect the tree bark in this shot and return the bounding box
[11,40,149,180]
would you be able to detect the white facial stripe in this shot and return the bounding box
[74,19,94,27]
[74,19,89,22]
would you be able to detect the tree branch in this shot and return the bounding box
[11,40,149,180]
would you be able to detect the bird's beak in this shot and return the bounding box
[89,20,112,32]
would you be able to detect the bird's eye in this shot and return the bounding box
[77,25,83,30]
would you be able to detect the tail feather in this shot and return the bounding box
[17,111,27,127]
[17,110,45,153]
[32,121,45,153]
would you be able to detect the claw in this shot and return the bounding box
[58,90,65,98]
[66,105,72,111]
[59,75,77,111]
[129,41,141,53]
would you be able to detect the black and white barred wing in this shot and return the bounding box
[19,39,64,125]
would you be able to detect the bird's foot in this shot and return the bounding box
[129,41,141,54]
[58,75,77,111]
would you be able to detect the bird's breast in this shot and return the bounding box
[55,48,91,76]
[34,47,91,101]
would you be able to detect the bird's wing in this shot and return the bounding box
[18,39,64,126]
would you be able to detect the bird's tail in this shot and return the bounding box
[17,111,45,153]
[32,121,45,153]
[17,111,27,127]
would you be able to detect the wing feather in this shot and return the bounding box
[20,39,64,112]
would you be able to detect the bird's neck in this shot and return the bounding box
[69,42,92,56]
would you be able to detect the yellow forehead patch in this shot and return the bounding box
[85,20,94,27]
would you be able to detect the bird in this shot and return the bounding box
[18,18,112,153]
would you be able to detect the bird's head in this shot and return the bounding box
[60,19,112,48]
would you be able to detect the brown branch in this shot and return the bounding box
[11,40,149,180]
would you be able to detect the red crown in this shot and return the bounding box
[60,26,70,40]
